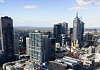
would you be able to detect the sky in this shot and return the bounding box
[0,0,100,28]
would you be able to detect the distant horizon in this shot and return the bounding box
[13,26,100,29]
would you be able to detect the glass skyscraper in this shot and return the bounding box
[0,16,14,63]
[72,13,84,47]
[29,32,55,63]
[53,22,68,46]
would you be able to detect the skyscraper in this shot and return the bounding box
[72,13,84,47]
[29,31,55,63]
[26,37,30,56]
[53,22,68,46]
[0,16,14,63]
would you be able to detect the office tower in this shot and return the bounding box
[53,23,62,44]
[61,22,68,35]
[14,32,19,55]
[14,30,29,55]
[0,16,14,63]
[67,28,73,46]
[70,28,73,36]
[29,31,55,63]
[72,13,84,47]
[53,22,68,46]
[84,33,97,47]
[26,37,30,56]
[45,31,53,38]
[19,36,26,54]
[48,38,56,61]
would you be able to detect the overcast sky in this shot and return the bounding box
[0,0,100,28]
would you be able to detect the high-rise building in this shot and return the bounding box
[14,30,29,56]
[26,37,30,56]
[0,16,14,63]
[70,28,73,36]
[72,13,84,47]
[53,22,68,46]
[53,23,62,44]
[19,36,26,54]
[84,33,97,47]
[29,31,55,63]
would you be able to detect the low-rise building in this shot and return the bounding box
[48,56,83,70]
[3,60,40,70]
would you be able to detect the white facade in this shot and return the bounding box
[26,37,30,56]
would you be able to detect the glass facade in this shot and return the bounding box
[29,32,55,63]
[30,33,42,62]
[73,15,84,44]
[0,16,14,63]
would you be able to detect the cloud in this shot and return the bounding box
[95,1,100,5]
[75,0,96,5]
[24,5,39,9]
[0,0,5,3]
[69,7,89,11]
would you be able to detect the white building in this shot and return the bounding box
[26,37,30,56]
